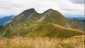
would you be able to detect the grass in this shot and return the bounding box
[0,35,84,48]
[28,23,84,38]
[0,8,84,48]
[43,9,71,28]
[1,23,84,38]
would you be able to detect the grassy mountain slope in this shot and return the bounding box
[0,8,84,48]
[27,23,84,38]
[0,8,84,38]
[6,8,71,28]
[42,9,71,28]
[1,23,84,38]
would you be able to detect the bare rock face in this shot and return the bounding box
[14,8,39,22]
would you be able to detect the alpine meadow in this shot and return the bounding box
[0,0,85,48]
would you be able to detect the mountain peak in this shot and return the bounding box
[9,8,71,28]
[43,8,58,14]
[43,9,53,15]
[23,8,37,14]
[47,8,57,12]
[48,8,54,11]
[28,8,35,11]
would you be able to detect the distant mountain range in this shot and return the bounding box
[67,16,85,20]
[0,16,14,26]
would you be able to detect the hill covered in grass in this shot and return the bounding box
[7,8,71,28]
[0,8,84,48]
[0,23,84,38]
[27,23,84,38]
[0,8,84,38]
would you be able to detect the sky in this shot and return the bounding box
[0,0,84,18]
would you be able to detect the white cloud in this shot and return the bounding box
[0,0,84,17]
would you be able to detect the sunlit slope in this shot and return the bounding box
[27,23,84,38]
[1,23,84,38]
[0,35,84,48]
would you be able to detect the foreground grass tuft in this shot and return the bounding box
[0,35,84,48]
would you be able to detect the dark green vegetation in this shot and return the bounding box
[0,8,84,38]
